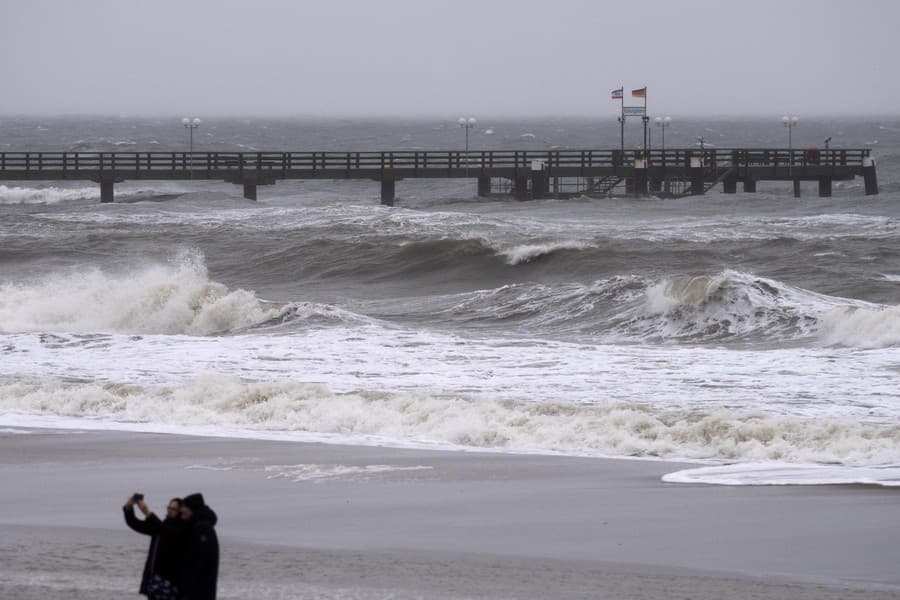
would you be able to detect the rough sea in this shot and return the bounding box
[1,115,899,486]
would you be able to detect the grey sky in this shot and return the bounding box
[2,0,898,117]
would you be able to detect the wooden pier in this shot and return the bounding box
[0,148,877,205]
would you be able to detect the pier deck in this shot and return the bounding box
[0,148,878,204]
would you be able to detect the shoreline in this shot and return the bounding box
[2,427,899,598]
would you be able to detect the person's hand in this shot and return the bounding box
[125,496,135,509]
[137,499,150,516]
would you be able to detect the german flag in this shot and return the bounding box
[631,87,647,98]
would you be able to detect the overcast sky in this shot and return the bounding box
[2,0,898,117]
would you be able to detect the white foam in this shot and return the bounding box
[0,250,288,335]
[264,463,433,483]
[0,376,898,474]
[663,462,900,487]
[0,427,33,434]
[819,304,900,348]
[0,184,99,205]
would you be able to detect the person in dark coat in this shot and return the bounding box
[123,494,185,599]
[178,493,219,600]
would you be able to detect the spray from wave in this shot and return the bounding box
[0,250,290,335]
[0,184,100,205]
[819,304,900,348]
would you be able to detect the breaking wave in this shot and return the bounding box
[429,270,900,348]
[0,251,293,335]
[638,271,900,348]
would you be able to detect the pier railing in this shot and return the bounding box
[0,148,873,174]
[0,147,876,202]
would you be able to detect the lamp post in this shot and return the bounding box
[655,116,671,156]
[641,115,650,159]
[182,117,201,179]
[782,115,798,177]
[458,117,477,176]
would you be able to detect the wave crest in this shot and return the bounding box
[0,251,289,335]
[493,240,594,265]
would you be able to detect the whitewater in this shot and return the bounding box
[1,116,899,487]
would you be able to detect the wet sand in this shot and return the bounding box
[1,428,899,599]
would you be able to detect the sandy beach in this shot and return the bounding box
[1,428,898,599]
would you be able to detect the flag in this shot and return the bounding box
[631,87,647,98]
[611,88,623,100]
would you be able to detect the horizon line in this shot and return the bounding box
[1,111,899,121]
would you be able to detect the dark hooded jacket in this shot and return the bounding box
[179,494,219,600]
[123,506,185,595]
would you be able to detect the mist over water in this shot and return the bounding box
[2,116,900,486]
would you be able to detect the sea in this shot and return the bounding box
[1,115,899,487]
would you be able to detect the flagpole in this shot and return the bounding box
[642,88,648,160]
[619,85,624,154]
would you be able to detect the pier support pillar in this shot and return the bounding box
[793,179,801,198]
[743,179,757,193]
[632,159,648,196]
[632,171,648,196]
[624,178,634,195]
[100,179,114,203]
[530,171,548,199]
[243,181,257,201]
[864,159,879,195]
[514,176,529,200]
[690,169,705,196]
[723,175,738,194]
[818,178,832,198]
[380,179,396,206]
[477,176,491,197]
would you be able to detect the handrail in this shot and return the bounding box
[0,148,873,172]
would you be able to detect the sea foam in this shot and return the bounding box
[662,462,900,487]
[0,184,100,205]
[819,304,900,348]
[1,375,898,474]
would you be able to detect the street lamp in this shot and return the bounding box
[655,116,672,154]
[182,117,201,179]
[458,116,477,176]
[782,115,798,176]
[655,116,672,192]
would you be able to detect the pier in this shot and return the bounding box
[0,148,877,205]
